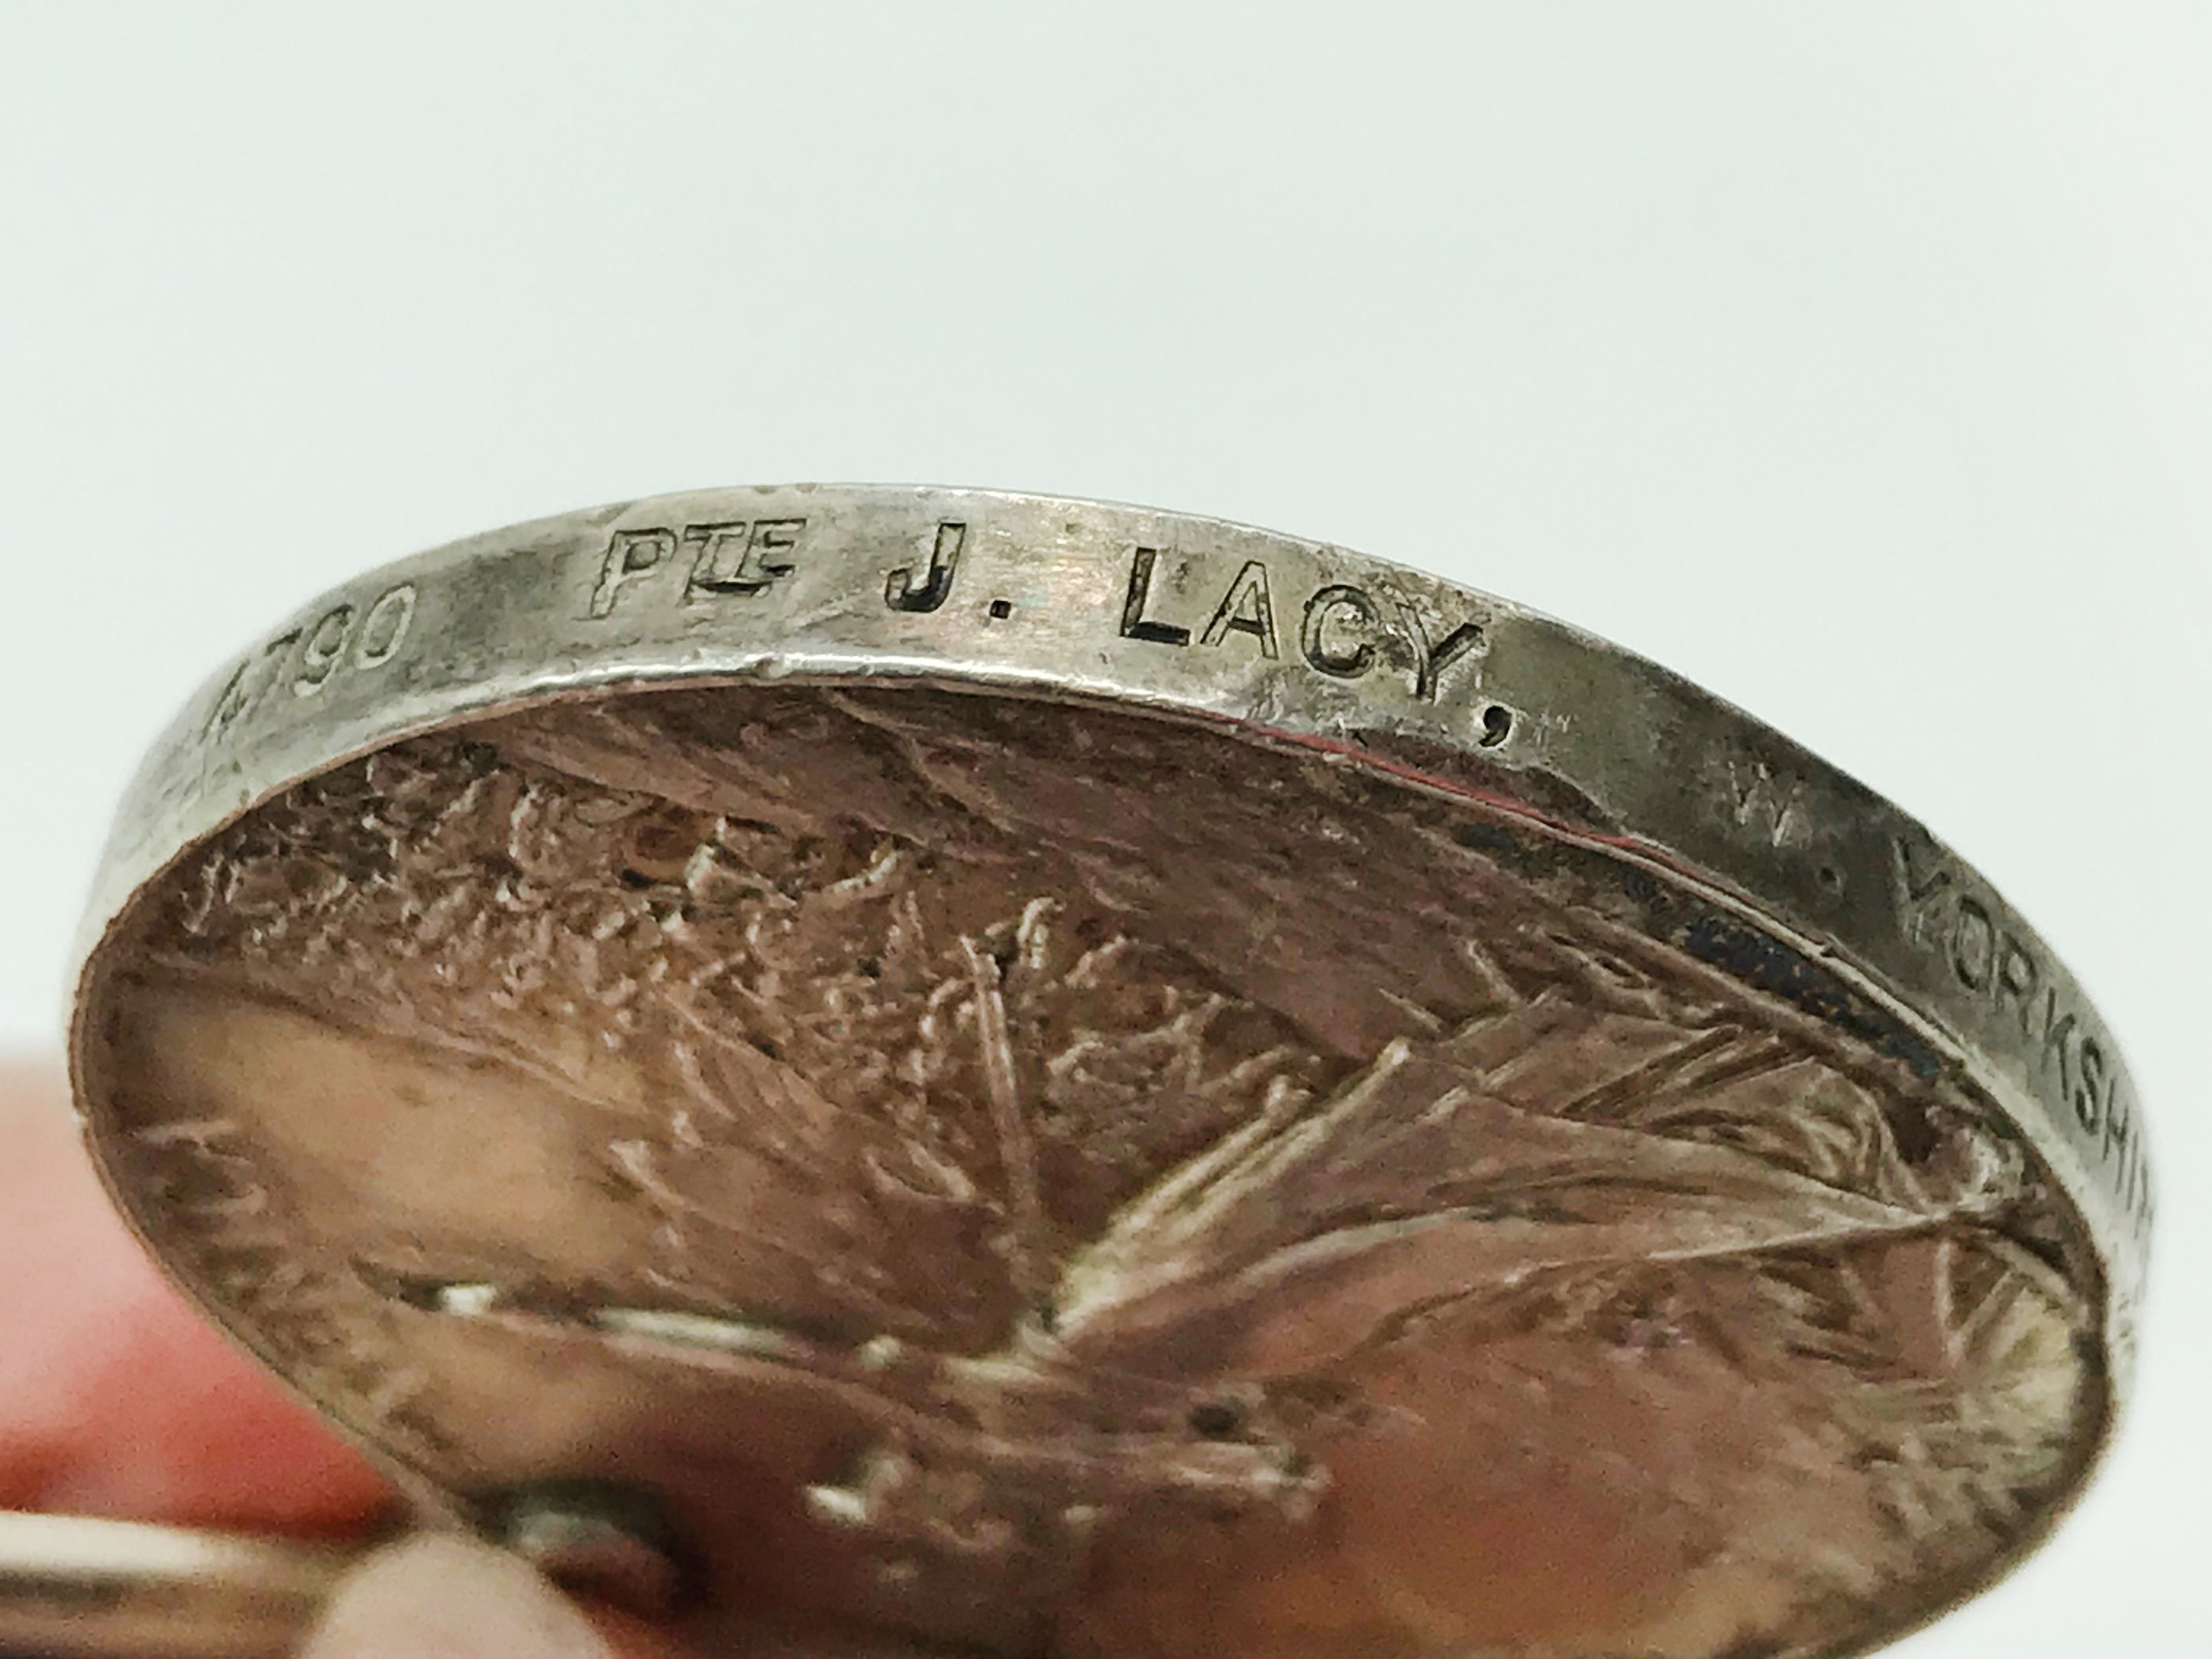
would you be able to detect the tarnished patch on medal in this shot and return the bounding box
[79,684,2100,1659]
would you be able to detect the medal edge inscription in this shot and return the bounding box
[71,489,2147,1306]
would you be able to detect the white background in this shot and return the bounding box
[2,8,2204,1654]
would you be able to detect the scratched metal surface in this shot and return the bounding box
[68,487,2145,1656]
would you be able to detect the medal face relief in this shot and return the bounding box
[70,487,2142,1658]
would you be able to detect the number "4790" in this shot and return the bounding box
[202,583,417,740]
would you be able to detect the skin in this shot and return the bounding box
[0,1061,687,1657]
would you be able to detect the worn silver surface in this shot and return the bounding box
[68,487,2147,1657]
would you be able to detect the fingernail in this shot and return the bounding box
[301,1532,620,1659]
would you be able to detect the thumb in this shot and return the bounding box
[301,1532,683,1659]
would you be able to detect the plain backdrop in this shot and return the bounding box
[2,7,2205,1654]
